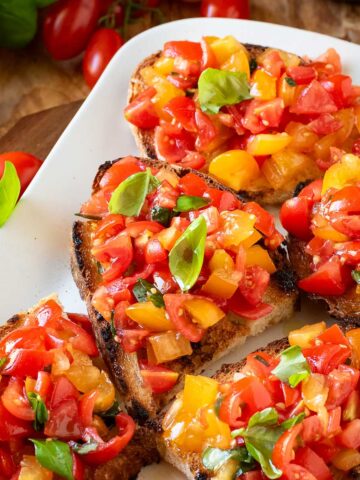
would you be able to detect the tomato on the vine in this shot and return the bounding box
[200,0,250,19]
[83,28,124,88]
[0,152,42,197]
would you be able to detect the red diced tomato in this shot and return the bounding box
[227,292,273,320]
[301,414,323,443]
[298,259,352,296]
[280,196,312,240]
[154,123,195,164]
[272,424,303,470]
[164,97,197,132]
[163,41,202,62]
[326,365,359,409]
[337,419,360,449]
[294,447,332,480]
[124,87,159,129]
[321,74,353,108]
[261,50,285,78]
[238,266,270,306]
[243,202,275,237]
[307,113,342,135]
[140,363,179,394]
[291,80,337,115]
[286,66,317,85]
[317,324,349,346]
[99,157,143,190]
[145,238,168,264]
[45,398,82,440]
[2,349,52,378]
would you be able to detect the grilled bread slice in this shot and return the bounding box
[288,235,360,322]
[155,321,360,480]
[0,295,159,480]
[71,157,298,423]
[127,44,306,205]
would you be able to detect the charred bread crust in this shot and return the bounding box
[288,235,360,322]
[0,298,159,479]
[71,156,297,422]
[154,321,360,480]
[127,44,309,205]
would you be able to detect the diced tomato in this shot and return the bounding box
[337,419,360,449]
[311,439,339,463]
[99,157,143,190]
[291,80,337,115]
[321,74,353,108]
[260,50,285,78]
[33,298,63,326]
[154,123,195,163]
[172,56,201,78]
[334,242,360,265]
[79,390,98,427]
[315,48,342,74]
[194,109,217,151]
[282,383,301,408]
[126,221,163,238]
[280,196,312,240]
[153,180,179,209]
[34,371,51,399]
[307,113,342,135]
[50,376,80,409]
[54,317,98,357]
[303,344,351,375]
[243,98,284,133]
[200,37,217,70]
[287,66,317,85]
[317,324,349,346]
[0,326,46,356]
[124,87,159,129]
[66,312,93,334]
[219,391,245,428]
[0,447,16,478]
[167,73,197,90]
[238,266,270,306]
[352,138,360,155]
[219,191,241,212]
[145,238,168,263]
[163,294,205,342]
[92,232,133,266]
[178,151,206,170]
[227,292,273,320]
[240,472,263,480]
[294,447,332,480]
[163,41,202,62]
[117,329,150,353]
[164,97,196,132]
[140,364,179,394]
[272,424,303,470]
[0,401,33,441]
[326,406,341,436]
[2,349,52,378]
[2,377,34,421]
[179,173,207,196]
[231,376,273,417]
[326,365,359,409]
[298,259,352,296]
[72,453,85,480]
[301,414,323,443]
[94,214,125,240]
[45,398,82,439]
[80,188,110,216]
[243,202,275,237]
[245,351,275,378]
[284,464,317,480]
[298,179,323,203]
[152,265,178,294]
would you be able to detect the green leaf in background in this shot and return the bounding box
[174,195,210,213]
[31,439,74,480]
[133,278,165,308]
[0,0,38,48]
[0,161,21,227]
[108,168,159,216]
[202,446,252,472]
[198,68,252,114]
[351,270,360,285]
[271,345,310,387]
[169,216,207,291]
[27,392,48,431]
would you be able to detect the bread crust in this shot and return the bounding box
[288,235,360,322]
[71,156,298,422]
[126,44,310,205]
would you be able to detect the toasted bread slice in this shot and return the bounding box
[155,321,360,480]
[0,295,159,480]
[288,235,360,322]
[127,44,308,205]
[71,156,298,423]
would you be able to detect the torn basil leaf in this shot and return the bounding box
[150,205,175,227]
[27,392,48,431]
[0,357,7,369]
[202,446,252,472]
[0,161,21,227]
[271,345,310,387]
[31,439,73,480]
[133,278,165,308]
[352,270,360,285]
[285,77,297,86]
[174,195,210,213]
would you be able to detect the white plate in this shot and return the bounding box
[1,18,359,478]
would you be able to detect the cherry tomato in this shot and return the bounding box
[0,326,46,356]
[178,173,207,197]
[337,419,360,449]
[352,138,360,155]
[153,180,179,209]
[177,152,206,170]
[298,259,352,296]
[238,266,270,306]
[124,87,159,129]
[145,238,167,264]
[43,0,101,60]
[231,376,273,416]
[2,377,34,421]
[154,123,195,163]
[272,423,303,470]
[117,329,150,353]
[79,390,98,427]
[0,401,33,441]
[99,156,143,190]
[227,292,273,320]
[163,294,205,342]
[301,415,323,443]
[243,202,275,237]
[164,97,197,132]
[0,152,42,197]
[2,349,52,378]
[83,28,124,88]
[307,113,342,135]
[321,74,353,108]
[243,98,284,134]
[163,41,202,62]
[303,344,351,375]
[0,447,16,478]
[50,376,79,409]
[152,265,178,294]
[280,197,312,240]
[201,0,250,19]
[326,365,359,409]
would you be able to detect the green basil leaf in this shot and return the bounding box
[174,195,210,213]
[108,168,159,216]
[133,278,165,308]
[31,439,74,480]
[248,407,278,428]
[150,205,175,227]
[0,161,21,227]
[245,440,282,479]
[198,68,252,114]
[202,447,250,472]
[271,345,310,387]
[0,0,38,48]
[27,392,48,431]
[351,270,360,285]
[70,440,98,455]
[285,77,297,86]
[281,413,305,430]
[0,357,7,369]
[169,216,207,291]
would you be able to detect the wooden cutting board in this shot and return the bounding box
[0,101,82,160]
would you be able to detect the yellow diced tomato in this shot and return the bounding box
[210,35,246,65]
[247,133,292,156]
[219,210,257,247]
[183,375,218,413]
[285,122,319,152]
[94,371,116,412]
[19,456,53,480]
[258,48,301,68]
[262,150,314,189]
[209,249,235,272]
[332,449,360,471]
[183,298,225,328]
[289,322,326,349]
[302,373,329,413]
[148,332,193,364]
[202,270,240,299]
[222,49,250,79]
[66,364,101,393]
[312,225,349,242]
[241,229,262,249]
[203,35,219,44]
[355,105,360,133]
[154,56,175,76]
[203,407,232,449]
[157,226,182,250]
[322,153,360,194]
[166,413,206,452]
[209,150,260,191]
[278,74,304,107]
[125,302,174,332]
[346,329,360,369]
[155,169,179,188]
[250,69,277,100]
[245,245,276,273]
[51,349,71,376]
[25,377,36,394]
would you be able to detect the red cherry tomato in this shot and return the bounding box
[243,202,275,237]
[298,259,352,296]
[43,0,101,60]
[238,266,270,306]
[280,196,312,241]
[83,28,124,88]
[154,123,195,164]
[0,152,42,197]
[272,423,303,470]
[2,377,34,421]
[294,447,332,480]
[201,0,250,19]
[163,41,202,62]
[164,97,197,132]
[117,329,150,353]
[0,401,33,441]
[2,349,53,378]
[145,238,167,264]
[227,291,273,320]
[163,294,205,342]
[124,87,159,129]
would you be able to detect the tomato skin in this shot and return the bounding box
[303,344,351,375]
[231,376,273,417]
[294,447,332,480]
[0,401,33,441]
[163,41,202,62]
[0,152,42,197]
[45,398,83,440]
[154,123,195,164]
[164,97,197,132]
[298,179,323,203]
[72,453,85,480]
[298,259,352,296]
[140,364,179,394]
[272,424,303,470]
[2,377,34,421]
[43,0,101,60]
[2,349,52,378]
[284,463,318,480]
[291,80,337,115]
[0,326,46,356]
[80,390,98,427]
[144,238,167,264]
[124,88,159,129]
[50,376,79,409]
[178,173,207,197]
[337,419,360,449]
[286,66,317,85]
[243,202,275,237]
[238,266,270,306]
[227,292,273,320]
[83,28,124,88]
[163,294,205,342]
[201,0,250,19]
[280,197,312,240]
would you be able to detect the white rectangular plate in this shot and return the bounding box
[1,18,359,478]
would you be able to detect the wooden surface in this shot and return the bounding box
[1,0,360,145]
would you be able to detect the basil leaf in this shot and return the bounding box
[198,68,252,114]
[108,168,159,216]
[133,278,165,308]
[0,357,7,369]
[0,161,20,227]
[0,0,38,48]
[70,440,98,455]
[27,392,48,431]
[285,77,297,86]
[352,270,360,285]
[202,447,250,471]
[271,345,310,387]
[174,195,210,213]
[248,407,278,428]
[245,440,282,479]
[281,413,305,430]
[31,439,74,480]
[150,205,175,227]
[169,216,207,291]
